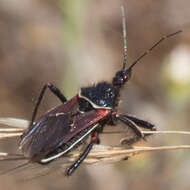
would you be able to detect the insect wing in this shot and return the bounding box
[40,109,111,163]
[20,96,78,161]
[20,96,110,162]
[61,109,111,143]
[21,113,73,161]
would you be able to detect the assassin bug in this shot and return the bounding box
[19,6,182,176]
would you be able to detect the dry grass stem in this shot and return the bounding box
[0,117,190,170]
[0,133,23,139]
[1,118,190,139]
[142,130,190,135]
[1,129,190,140]
[1,117,190,135]
[0,128,24,132]
[1,144,189,181]
[0,117,29,128]
[66,144,190,164]
[1,144,190,165]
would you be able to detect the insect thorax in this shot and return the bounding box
[79,82,119,111]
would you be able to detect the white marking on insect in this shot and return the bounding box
[78,91,112,110]
[40,123,99,163]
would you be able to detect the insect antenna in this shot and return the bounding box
[121,5,127,70]
[127,30,182,71]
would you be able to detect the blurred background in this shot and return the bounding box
[0,0,190,189]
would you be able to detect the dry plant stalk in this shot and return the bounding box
[0,117,190,166]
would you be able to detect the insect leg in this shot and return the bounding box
[116,115,144,138]
[30,83,67,126]
[66,132,99,176]
[120,114,156,130]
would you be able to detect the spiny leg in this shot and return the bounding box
[30,83,67,127]
[120,114,156,130]
[66,132,99,176]
[116,114,144,138]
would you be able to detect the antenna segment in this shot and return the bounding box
[120,5,127,70]
[128,30,182,70]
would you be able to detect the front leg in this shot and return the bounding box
[120,114,156,131]
[114,113,156,145]
[116,114,144,138]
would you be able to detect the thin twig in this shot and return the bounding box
[0,128,24,132]
[1,117,190,139]
[0,133,23,139]
[0,117,190,178]
[142,130,190,135]
[0,117,29,128]
[1,144,190,164]
[104,130,190,135]
[1,130,190,140]
[0,118,190,163]
[9,144,189,180]
[67,145,190,164]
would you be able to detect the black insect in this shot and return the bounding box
[19,6,181,176]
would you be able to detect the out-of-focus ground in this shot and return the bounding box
[0,0,190,190]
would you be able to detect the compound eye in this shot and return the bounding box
[124,74,129,81]
[112,71,125,86]
[112,70,131,86]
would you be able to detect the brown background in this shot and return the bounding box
[0,0,190,190]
